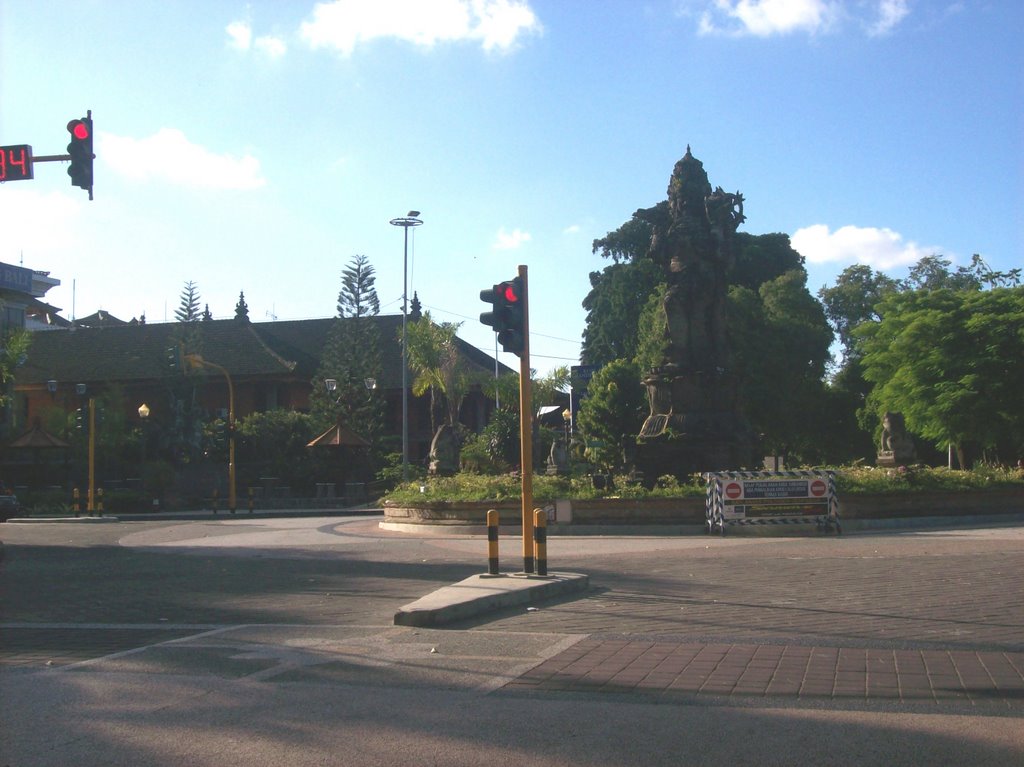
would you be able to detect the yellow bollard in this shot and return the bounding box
[486,509,500,575]
[211,487,219,515]
[533,508,548,576]
[248,487,255,515]
[73,487,80,517]
[96,488,104,517]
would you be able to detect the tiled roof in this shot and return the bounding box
[17,316,511,390]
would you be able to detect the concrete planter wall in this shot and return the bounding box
[383,488,1021,530]
[383,501,522,527]
[566,497,704,525]
[838,488,1022,520]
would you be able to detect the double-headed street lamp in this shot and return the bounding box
[389,210,423,482]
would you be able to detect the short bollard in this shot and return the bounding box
[533,508,548,576]
[211,487,219,515]
[96,488,104,517]
[248,487,255,514]
[73,487,80,517]
[486,509,500,575]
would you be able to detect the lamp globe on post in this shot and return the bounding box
[138,403,150,466]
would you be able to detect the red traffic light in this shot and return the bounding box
[68,120,90,141]
[503,283,520,303]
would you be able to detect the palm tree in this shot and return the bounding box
[404,313,474,436]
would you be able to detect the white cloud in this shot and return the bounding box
[492,227,532,250]
[792,223,937,270]
[695,0,910,37]
[99,129,267,190]
[563,224,581,235]
[867,0,909,36]
[699,0,838,36]
[226,20,253,50]
[300,0,541,56]
[253,35,288,58]
[226,19,287,58]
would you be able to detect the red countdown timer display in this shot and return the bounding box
[0,145,34,182]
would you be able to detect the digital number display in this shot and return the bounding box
[0,145,34,182]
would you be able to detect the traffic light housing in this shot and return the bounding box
[480,283,510,334]
[66,114,94,198]
[75,406,88,433]
[213,420,227,449]
[166,344,184,373]
[480,277,525,356]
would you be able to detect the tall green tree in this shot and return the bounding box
[818,264,900,363]
[175,281,201,323]
[728,270,834,462]
[856,286,1024,466]
[576,359,647,471]
[581,259,662,365]
[310,255,384,445]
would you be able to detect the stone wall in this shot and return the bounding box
[382,489,1022,530]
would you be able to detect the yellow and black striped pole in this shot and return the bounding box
[487,509,500,575]
[72,487,80,517]
[96,487,104,517]
[533,508,547,576]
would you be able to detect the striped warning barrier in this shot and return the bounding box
[703,470,841,536]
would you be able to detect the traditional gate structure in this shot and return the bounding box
[704,470,840,534]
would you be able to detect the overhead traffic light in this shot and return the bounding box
[480,276,526,356]
[66,113,94,198]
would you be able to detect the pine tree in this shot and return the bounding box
[311,256,384,443]
[338,255,380,318]
[175,281,201,323]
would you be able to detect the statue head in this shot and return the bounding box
[882,411,905,434]
[667,146,712,222]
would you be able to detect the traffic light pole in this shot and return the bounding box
[87,397,96,514]
[517,265,535,574]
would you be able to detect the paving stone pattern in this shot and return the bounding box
[506,639,1024,708]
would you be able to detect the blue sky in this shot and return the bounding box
[1,0,1020,375]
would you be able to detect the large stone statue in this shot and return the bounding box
[635,148,754,480]
[877,411,917,467]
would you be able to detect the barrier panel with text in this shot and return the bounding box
[704,470,840,535]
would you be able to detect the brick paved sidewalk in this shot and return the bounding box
[506,638,1024,710]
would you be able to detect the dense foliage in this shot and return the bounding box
[383,464,1022,505]
[856,286,1024,465]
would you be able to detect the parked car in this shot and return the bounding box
[0,494,21,522]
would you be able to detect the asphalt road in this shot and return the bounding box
[2,515,1022,766]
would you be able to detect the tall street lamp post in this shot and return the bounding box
[389,210,422,482]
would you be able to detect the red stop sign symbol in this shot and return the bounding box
[725,482,742,499]
[810,479,827,497]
